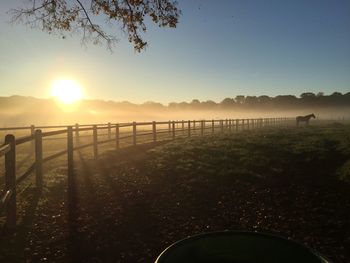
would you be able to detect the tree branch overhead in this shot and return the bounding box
[10,0,180,52]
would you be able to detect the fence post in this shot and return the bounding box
[220,120,224,133]
[247,119,250,130]
[188,120,191,137]
[212,120,214,134]
[115,124,119,149]
[133,122,137,146]
[93,125,98,159]
[67,126,74,203]
[235,119,239,132]
[201,120,204,136]
[108,122,111,139]
[5,134,16,230]
[152,121,157,142]
[30,125,35,153]
[35,130,43,192]
[168,121,171,136]
[75,123,79,146]
[172,121,176,140]
[229,119,232,132]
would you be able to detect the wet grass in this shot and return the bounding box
[148,123,350,184]
[1,123,350,262]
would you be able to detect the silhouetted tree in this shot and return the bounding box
[168,102,178,109]
[189,99,201,109]
[328,92,346,106]
[258,95,272,105]
[234,95,245,104]
[300,92,316,99]
[245,96,258,105]
[10,0,180,51]
[141,101,164,109]
[201,100,218,109]
[300,92,317,106]
[190,99,201,105]
[220,98,235,109]
[331,92,343,97]
[273,95,298,106]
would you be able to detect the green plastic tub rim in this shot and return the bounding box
[155,231,330,263]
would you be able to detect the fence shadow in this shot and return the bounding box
[64,142,169,262]
[0,186,41,262]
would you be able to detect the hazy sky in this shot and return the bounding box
[0,0,349,104]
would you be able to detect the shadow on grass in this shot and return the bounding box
[65,142,169,262]
[0,186,41,262]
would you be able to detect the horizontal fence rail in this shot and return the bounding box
[0,117,292,230]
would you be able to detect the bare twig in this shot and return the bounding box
[9,0,180,52]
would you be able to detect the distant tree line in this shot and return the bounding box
[1,92,349,113]
[163,92,350,110]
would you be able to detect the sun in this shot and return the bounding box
[50,79,83,104]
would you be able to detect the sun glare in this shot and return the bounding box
[51,79,83,104]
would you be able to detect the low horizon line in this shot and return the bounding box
[1,91,348,105]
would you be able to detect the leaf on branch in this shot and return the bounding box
[9,0,181,52]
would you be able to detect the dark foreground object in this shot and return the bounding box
[156,231,328,263]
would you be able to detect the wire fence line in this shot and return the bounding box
[0,117,291,231]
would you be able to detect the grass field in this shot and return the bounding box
[1,123,350,262]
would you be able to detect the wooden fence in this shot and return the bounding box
[0,117,291,230]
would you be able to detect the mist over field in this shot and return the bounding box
[0,94,349,127]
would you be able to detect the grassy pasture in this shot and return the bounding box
[1,123,350,262]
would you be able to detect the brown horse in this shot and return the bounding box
[296,113,316,126]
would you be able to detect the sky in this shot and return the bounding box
[0,0,349,104]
